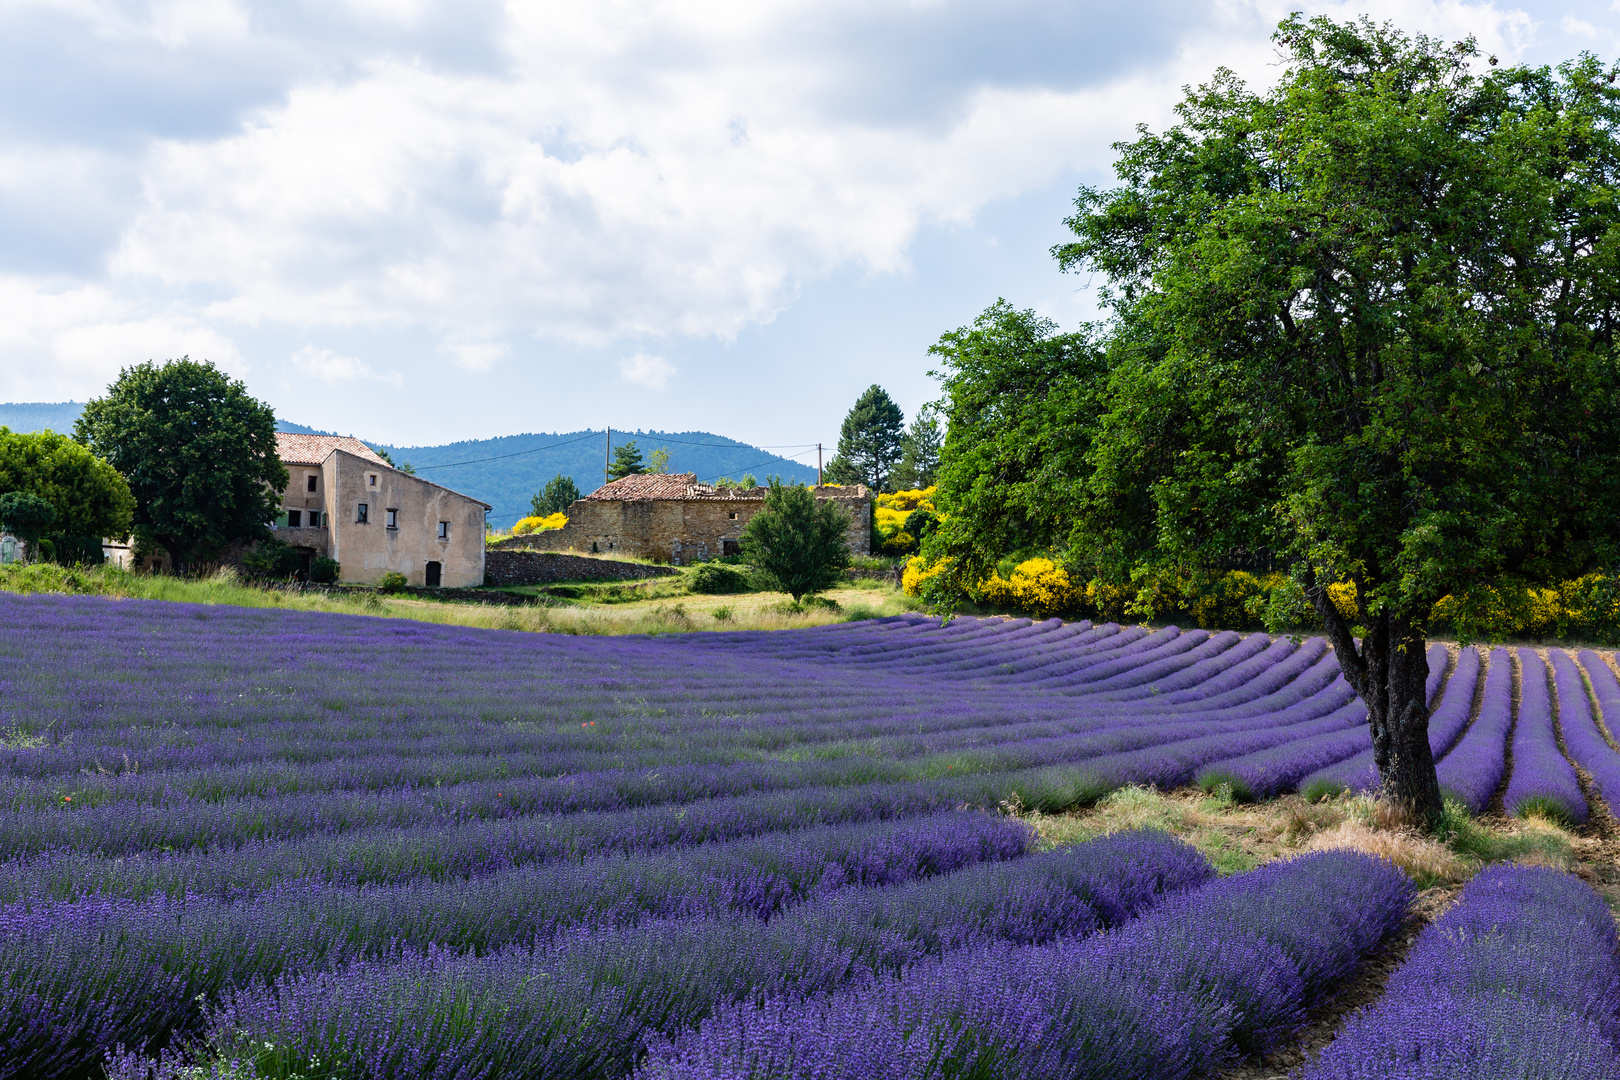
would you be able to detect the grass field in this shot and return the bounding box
[0,561,921,634]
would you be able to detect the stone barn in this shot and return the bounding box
[519,474,871,564]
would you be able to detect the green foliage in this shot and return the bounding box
[76,357,287,574]
[0,492,56,545]
[890,406,943,490]
[0,426,134,564]
[687,562,751,594]
[1055,17,1620,632]
[377,571,409,593]
[530,474,582,518]
[606,441,644,481]
[739,481,852,601]
[646,447,671,474]
[242,538,303,580]
[919,301,1109,592]
[828,384,905,491]
[309,557,340,585]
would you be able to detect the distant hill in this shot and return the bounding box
[0,403,819,528]
[0,402,85,434]
[375,431,819,527]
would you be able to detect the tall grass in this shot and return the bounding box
[0,563,916,635]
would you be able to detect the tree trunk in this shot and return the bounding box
[1306,575,1445,827]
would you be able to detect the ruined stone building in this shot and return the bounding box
[104,433,490,587]
[518,473,871,564]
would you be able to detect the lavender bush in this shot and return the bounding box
[0,592,1596,1079]
[640,851,1413,1080]
[1434,647,1515,813]
[1303,865,1620,1079]
[1502,649,1587,823]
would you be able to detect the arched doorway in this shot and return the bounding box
[425,561,442,588]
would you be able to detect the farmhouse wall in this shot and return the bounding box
[484,551,679,586]
[323,449,488,588]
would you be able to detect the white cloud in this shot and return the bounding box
[618,352,676,391]
[290,344,401,386]
[439,336,510,372]
[0,0,1561,419]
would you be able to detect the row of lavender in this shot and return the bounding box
[1301,644,1620,824]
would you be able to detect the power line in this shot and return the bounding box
[410,431,602,470]
[698,446,821,485]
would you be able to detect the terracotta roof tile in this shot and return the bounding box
[276,433,391,468]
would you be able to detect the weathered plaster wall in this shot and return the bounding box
[324,450,487,587]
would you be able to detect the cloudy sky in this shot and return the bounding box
[1,1,1613,453]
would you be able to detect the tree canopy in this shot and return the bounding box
[607,441,644,482]
[890,405,944,490]
[75,358,286,574]
[824,385,905,491]
[531,473,582,517]
[739,481,852,601]
[927,16,1620,823]
[0,427,134,564]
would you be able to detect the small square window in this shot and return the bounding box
[368,474,378,487]
[287,510,302,527]
[306,475,318,493]
[437,521,449,539]
[357,503,369,524]
[728,512,737,520]
[310,511,323,527]
[386,508,398,529]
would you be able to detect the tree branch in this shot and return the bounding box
[1302,565,1370,699]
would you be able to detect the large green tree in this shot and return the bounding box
[740,481,852,601]
[76,358,287,574]
[920,302,1111,588]
[0,427,135,564]
[1054,17,1620,822]
[824,385,905,491]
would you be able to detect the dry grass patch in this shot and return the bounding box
[1304,820,1471,886]
[1027,784,1579,888]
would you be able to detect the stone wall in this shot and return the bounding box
[483,550,679,586]
[517,486,872,564]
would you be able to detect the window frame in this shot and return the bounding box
[306,474,318,493]
[385,508,399,530]
[356,503,369,524]
[437,521,449,540]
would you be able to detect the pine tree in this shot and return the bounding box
[607,441,644,481]
[829,385,905,491]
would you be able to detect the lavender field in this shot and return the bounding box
[2,591,1618,1079]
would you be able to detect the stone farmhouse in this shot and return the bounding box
[106,434,490,587]
[518,473,871,564]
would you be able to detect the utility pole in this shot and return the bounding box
[605,428,611,486]
[817,443,822,486]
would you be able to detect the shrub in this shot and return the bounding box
[874,487,937,556]
[740,482,852,602]
[377,571,409,594]
[242,539,302,581]
[689,563,750,595]
[309,557,340,585]
[978,558,1085,618]
[512,513,568,536]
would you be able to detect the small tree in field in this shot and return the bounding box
[740,481,852,602]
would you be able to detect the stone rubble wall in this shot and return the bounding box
[483,550,679,586]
